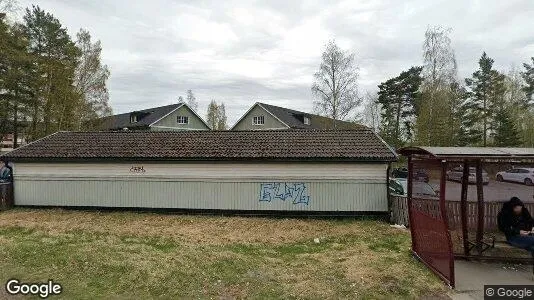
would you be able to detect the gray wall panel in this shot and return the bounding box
[14,179,387,212]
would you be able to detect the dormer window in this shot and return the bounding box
[304,117,311,125]
[253,116,265,125]
[130,114,138,123]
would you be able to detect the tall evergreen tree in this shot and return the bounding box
[493,108,521,147]
[377,66,422,147]
[0,16,35,148]
[23,5,80,140]
[464,52,506,146]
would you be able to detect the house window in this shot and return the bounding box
[177,116,189,124]
[130,114,138,123]
[304,117,311,125]
[253,116,265,125]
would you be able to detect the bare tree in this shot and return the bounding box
[0,0,19,15]
[73,29,112,129]
[361,92,381,132]
[416,26,459,145]
[186,89,198,111]
[422,25,457,88]
[311,40,361,128]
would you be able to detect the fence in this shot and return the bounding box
[0,182,13,210]
[390,195,534,231]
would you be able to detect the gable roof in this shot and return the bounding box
[98,103,191,130]
[1,130,397,162]
[231,102,367,130]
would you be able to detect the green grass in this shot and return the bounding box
[0,209,447,299]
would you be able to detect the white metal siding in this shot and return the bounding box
[13,162,388,212]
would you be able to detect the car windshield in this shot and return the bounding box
[0,167,9,180]
[390,180,436,197]
[414,182,436,196]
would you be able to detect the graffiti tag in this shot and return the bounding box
[259,182,310,205]
[129,166,146,173]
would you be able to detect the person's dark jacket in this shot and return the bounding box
[498,198,534,239]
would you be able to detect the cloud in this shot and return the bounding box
[15,0,534,124]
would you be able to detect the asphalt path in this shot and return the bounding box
[430,180,534,202]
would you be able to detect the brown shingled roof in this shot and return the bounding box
[1,130,396,162]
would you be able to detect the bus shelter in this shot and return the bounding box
[397,147,534,288]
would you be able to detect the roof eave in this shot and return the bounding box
[2,156,397,163]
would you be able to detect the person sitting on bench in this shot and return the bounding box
[498,197,534,255]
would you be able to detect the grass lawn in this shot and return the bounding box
[0,209,447,299]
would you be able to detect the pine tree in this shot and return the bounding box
[0,16,35,148]
[493,108,521,147]
[23,5,80,139]
[376,66,422,147]
[464,52,506,146]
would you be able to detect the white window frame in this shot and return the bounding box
[252,115,265,126]
[130,115,138,123]
[177,116,189,124]
[304,117,311,125]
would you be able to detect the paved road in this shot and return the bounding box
[452,260,533,300]
[430,180,534,202]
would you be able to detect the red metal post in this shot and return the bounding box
[461,160,470,256]
[407,156,416,251]
[440,160,455,288]
[475,159,484,253]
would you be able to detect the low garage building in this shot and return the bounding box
[1,130,396,215]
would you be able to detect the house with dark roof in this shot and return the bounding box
[230,102,365,131]
[1,129,396,215]
[98,103,211,131]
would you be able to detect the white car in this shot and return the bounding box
[446,166,489,185]
[389,178,438,198]
[496,168,534,186]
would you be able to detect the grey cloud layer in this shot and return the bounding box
[19,0,534,125]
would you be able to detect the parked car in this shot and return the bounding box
[0,166,10,183]
[391,167,408,179]
[391,167,429,182]
[496,168,534,186]
[446,166,489,185]
[389,178,438,198]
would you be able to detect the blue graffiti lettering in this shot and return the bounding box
[259,182,310,205]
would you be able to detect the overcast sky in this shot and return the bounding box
[16,0,534,126]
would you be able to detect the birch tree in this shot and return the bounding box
[186,89,198,111]
[74,28,112,129]
[311,40,361,128]
[205,100,227,130]
[415,26,459,146]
